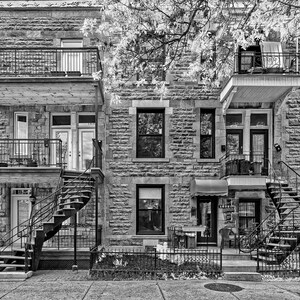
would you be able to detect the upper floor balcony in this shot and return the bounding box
[0,47,101,78]
[220,42,300,113]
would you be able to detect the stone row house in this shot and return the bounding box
[0,0,300,270]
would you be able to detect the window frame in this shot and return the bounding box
[200,108,215,159]
[136,184,165,235]
[136,108,165,158]
[14,112,28,139]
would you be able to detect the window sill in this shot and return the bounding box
[132,235,167,239]
[197,158,219,163]
[132,158,170,163]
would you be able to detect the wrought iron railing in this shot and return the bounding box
[43,224,101,249]
[220,152,268,177]
[0,47,101,77]
[279,161,300,195]
[89,247,222,280]
[0,139,63,167]
[234,51,299,74]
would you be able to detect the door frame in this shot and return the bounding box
[11,188,32,246]
[238,198,261,235]
[250,129,268,175]
[226,129,243,155]
[196,197,218,245]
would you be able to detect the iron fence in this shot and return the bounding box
[254,247,300,277]
[0,139,63,167]
[0,47,101,77]
[89,247,222,280]
[234,51,299,74]
[43,225,101,249]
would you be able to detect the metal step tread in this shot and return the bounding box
[0,263,30,268]
[0,255,32,260]
[252,255,278,262]
[269,237,297,241]
[266,243,291,248]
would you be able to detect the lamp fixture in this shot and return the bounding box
[274,143,282,152]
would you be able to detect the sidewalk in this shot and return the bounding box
[0,270,300,299]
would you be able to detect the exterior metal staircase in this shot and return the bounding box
[0,167,96,275]
[239,161,300,273]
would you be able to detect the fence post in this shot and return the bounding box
[256,247,259,272]
[220,248,222,271]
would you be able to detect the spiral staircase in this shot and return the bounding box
[0,166,100,278]
[239,161,300,274]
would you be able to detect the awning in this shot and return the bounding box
[190,179,228,197]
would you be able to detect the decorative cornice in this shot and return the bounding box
[0,0,102,8]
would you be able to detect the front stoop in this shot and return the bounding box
[223,272,262,282]
[0,271,33,281]
[222,260,257,272]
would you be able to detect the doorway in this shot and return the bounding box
[11,188,32,246]
[196,197,218,245]
[250,129,268,175]
[238,199,260,236]
[226,129,243,155]
[78,128,94,171]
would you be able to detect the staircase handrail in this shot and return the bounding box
[278,160,300,194]
[239,158,282,252]
[0,157,95,254]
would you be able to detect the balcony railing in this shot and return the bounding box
[234,51,299,74]
[0,139,63,167]
[220,152,268,177]
[0,48,101,77]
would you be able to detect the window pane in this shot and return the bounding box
[200,112,213,135]
[139,188,162,199]
[138,112,163,135]
[226,114,243,126]
[79,115,95,124]
[226,133,241,154]
[250,114,267,126]
[200,109,215,158]
[137,136,163,158]
[200,136,213,158]
[52,115,71,126]
[138,210,163,232]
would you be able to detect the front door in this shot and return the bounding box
[78,128,94,170]
[250,129,268,175]
[52,128,72,169]
[11,188,32,247]
[197,197,218,245]
[238,199,260,235]
[226,129,243,155]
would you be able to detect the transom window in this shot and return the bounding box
[200,109,215,159]
[137,185,164,235]
[137,109,164,158]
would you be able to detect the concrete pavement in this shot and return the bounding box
[0,270,300,299]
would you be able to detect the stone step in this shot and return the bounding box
[221,260,257,272]
[223,272,262,282]
[0,271,33,281]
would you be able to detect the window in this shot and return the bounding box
[200,109,215,158]
[52,115,71,126]
[137,109,164,158]
[137,185,164,235]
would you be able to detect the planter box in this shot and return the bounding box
[0,163,8,167]
[51,71,66,77]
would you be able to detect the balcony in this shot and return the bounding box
[220,50,300,113]
[220,153,268,177]
[0,139,63,168]
[0,48,101,77]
